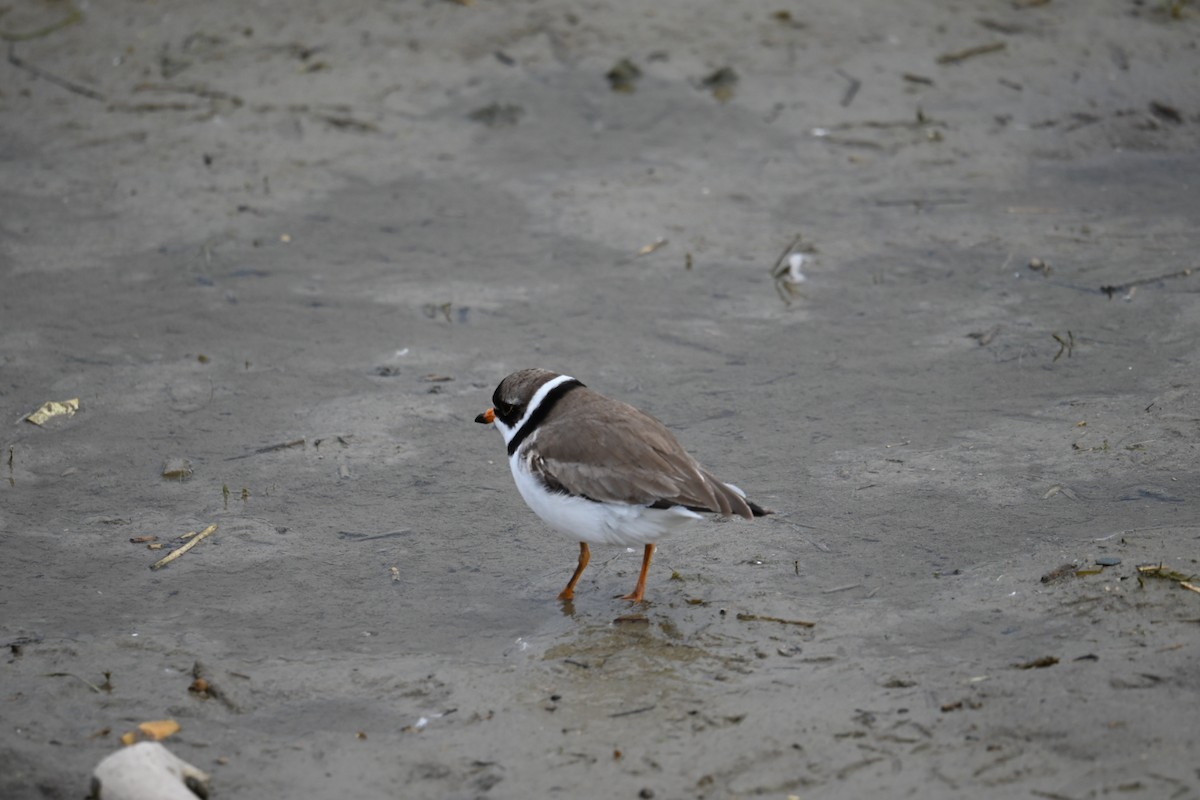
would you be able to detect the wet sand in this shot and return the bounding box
[3,1,1199,797]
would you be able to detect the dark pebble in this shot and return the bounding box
[1096,557,1122,567]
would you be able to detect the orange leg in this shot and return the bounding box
[621,543,656,602]
[558,542,591,601]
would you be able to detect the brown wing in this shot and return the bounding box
[530,392,757,518]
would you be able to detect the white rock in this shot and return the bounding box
[91,742,210,800]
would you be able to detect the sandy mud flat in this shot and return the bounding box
[2,1,1198,797]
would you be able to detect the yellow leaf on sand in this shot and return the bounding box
[26,398,81,426]
[139,720,180,740]
[120,719,181,745]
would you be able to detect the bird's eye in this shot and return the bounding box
[497,402,515,417]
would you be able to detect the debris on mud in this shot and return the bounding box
[161,458,193,480]
[119,719,181,746]
[468,103,524,127]
[26,398,80,426]
[736,612,815,627]
[606,58,642,92]
[1137,563,1200,594]
[770,233,815,304]
[1014,656,1059,669]
[701,66,738,102]
[149,524,218,570]
[936,42,1006,65]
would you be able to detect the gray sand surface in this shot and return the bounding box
[3,1,1198,797]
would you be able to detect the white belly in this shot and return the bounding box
[509,451,703,547]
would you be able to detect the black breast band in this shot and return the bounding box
[508,379,584,457]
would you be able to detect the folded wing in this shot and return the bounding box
[529,402,759,519]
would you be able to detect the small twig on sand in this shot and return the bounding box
[1013,655,1059,669]
[736,612,816,627]
[45,672,104,693]
[636,238,669,257]
[7,43,105,101]
[0,3,82,42]
[821,583,862,594]
[225,438,305,461]
[936,42,1006,65]
[609,705,656,718]
[1100,267,1195,299]
[967,325,1002,346]
[1137,563,1200,592]
[150,524,217,570]
[835,68,861,107]
[1052,331,1074,362]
